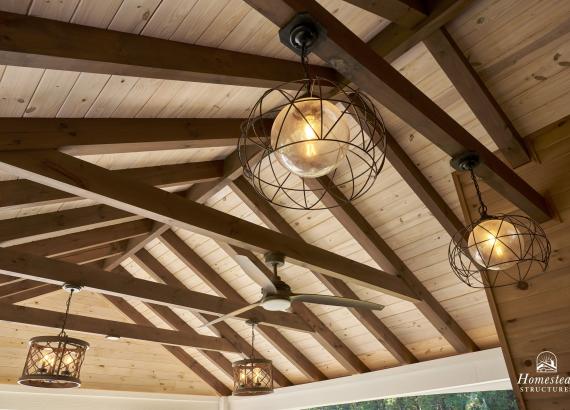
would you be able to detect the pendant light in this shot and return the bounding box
[238,13,387,210]
[448,152,551,288]
[232,320,273,396]
[18,284,89,388]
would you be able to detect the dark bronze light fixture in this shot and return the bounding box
[448,152,551,288]
[232,320,273,396]
[238,13,387,210]
[18,284,89,388]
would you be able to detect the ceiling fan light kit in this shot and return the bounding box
[202,251,384,328]
[448,152,551,288]
[18,284,89,389]
[238,13,387,210]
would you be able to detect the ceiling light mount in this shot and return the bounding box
[278,13,324,55]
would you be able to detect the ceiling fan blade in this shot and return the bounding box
[290,294,384,311]
[200,302,261,328]
[234,254,277,294]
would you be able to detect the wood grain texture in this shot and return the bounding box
[0,150,418,300]
[0,11,339,89]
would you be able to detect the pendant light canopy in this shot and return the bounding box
[238,13,387,210]
[448,152,551,288]
[232,320,274,396]
[18,284,89,388]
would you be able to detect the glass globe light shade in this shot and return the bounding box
[467,218,523,270]
[270,98,350,178]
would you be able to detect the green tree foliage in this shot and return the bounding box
[308,390,518,410]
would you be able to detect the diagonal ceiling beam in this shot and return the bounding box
[0,11,339,89]
[305,176,479,353]
[424,28,530,167]
[230,177,418,364]
[243,0,551,222]
[0,246,311,332]
[0,160,223,211]
[0,118,244,155]
[0,303,238,353]
[102,294,231,396]
[342,0,427,28]
[159,231,328,380]
[0,150,417,300]
[368,0,473,63]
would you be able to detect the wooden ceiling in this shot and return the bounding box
[0,0,567,406]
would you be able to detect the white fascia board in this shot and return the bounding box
[227,348,511,410]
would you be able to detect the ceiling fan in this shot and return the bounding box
[202,252,384,327]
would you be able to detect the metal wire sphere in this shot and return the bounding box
[238,77,387,210]
[448,214,551,288]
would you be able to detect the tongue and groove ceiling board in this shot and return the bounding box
[0,0,566,403]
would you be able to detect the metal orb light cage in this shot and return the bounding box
[232,320,274,396]
[18,284,89,388]
[238,13,387,210]
[448,152,551,289]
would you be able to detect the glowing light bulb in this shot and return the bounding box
[271,98,350,178]
[468,219,522,270]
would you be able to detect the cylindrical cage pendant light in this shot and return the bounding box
[18,284,89,388]
[232,320,273,396]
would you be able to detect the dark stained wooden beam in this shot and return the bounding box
[342,0,427,28]
[101,295,231,396]
[0,150,418,300]
[10,220,153,257]
[0,11,338,89]
[305,176,479,353]
[424,28,530,167]
[0,161,223,211]
[0,284,57,303]
[230,177,417,365]
[0,246,312,332]
[244,0,550,222]
[0,303,238,353]
[158,231,327,381]
[0,118,243,154]
[368,0,473,63]
[131,248,294,387]
[0,204,139,246]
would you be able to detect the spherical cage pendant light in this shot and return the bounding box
[238,14,387,210]
[232,320,273,396]
[18,284,89,388]
[448,153,551,288]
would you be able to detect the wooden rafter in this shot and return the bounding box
[244,0,550,222]
[0,11,339,89]
[0,150,418,300]
[101,294,232,396]
[230,177,418,365]
[424,28,530,167]
[368,0,473,62]
[0,303,238,353]
[0,118,244,154]
[305,177,479,353]
[0,161,223,211]
[0,247,311,332]
[342,0,427,28]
